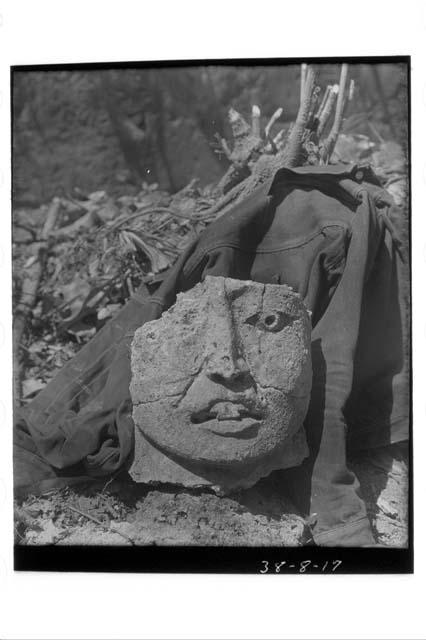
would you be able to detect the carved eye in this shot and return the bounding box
[245,311,291,333]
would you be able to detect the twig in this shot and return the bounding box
[264,107,283,141]
[306,86,321,131]
[214,133,233,161]
[320,64,349,162]
[219,137,233,161]
[273,128,286,149]
[109,207,199,232]
[13,237,39,246]
[316,84,339,139]
[264,109,283,153]
[66,504,136,546]
[50,210,100,240]
[283,66,316,167]
[13,223,38,239]
[14,505,43,531]
[14,525,25,542]
[251,105,261,138]
[126,276,134,297]
[316,85,331,121]
[300,63,307,103]
[100,475,118,494]
[367,120,385,144]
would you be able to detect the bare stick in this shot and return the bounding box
[265,107,283,140]
[306,86,321,130]
[367,120,384,144]
[220,137,233,160]
[13,199,61,403]
[273,128,286,149]
[108,207,199,231]
[251,105,261,138]
[66,504,136,546]
[320,64,349,162]
[284,66,316,167]
[214,133,233,161]
[300,63,307,103]
[316,84,339,139]
[348,78,355,102]
[205,179,247,217]
[316,85,331,120]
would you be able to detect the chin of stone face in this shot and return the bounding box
[129,275,312,493]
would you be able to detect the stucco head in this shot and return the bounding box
[130,276,312,490]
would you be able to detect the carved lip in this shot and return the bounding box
[205,417,261,438]
[191,401,263,425]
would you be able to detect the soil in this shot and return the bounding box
[349,442,409,547]
[15,442,408,547]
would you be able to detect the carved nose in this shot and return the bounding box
[204,279,251,384]
[205,346,250,383]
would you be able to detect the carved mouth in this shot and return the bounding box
[207,420,260,439]
[191,401,263,424]
[191,401,263,438]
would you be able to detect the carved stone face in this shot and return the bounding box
[130,276,312,488]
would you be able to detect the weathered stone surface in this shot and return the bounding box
[130,425,309,492]
[130,276,312,492]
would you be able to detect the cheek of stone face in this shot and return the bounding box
[256,324,311,394]
[237,315,311,397]
[131,295,208,403]
[135,390,304,466]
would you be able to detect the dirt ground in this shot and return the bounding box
[349,442,409,547]
[14,442,408,548]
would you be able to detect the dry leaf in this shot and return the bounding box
[22,378,46,398]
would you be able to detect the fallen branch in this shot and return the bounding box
[66,503,136,546]
[13,199,61,403]
[306,86,321,131]
[205,179,247,217]
[216,107,262,194]
[316,84,339,139]
[109,206,200,230]
[219,136,233,161]
[210,65,320,217]
[265,107,283,150]
[251,105,261,138]
[300,63,307,103]
[283,66,317,167]
[316,85,331,122]
[320,64,349,162]
[50,209,101,240]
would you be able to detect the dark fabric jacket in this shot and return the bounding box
[14,163,410,546]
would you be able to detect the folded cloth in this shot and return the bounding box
[14,163,410,545]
